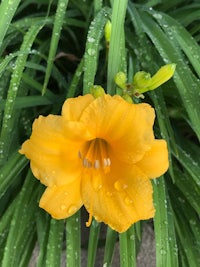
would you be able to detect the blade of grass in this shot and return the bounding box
[1,171,39,267]
[139,10,200,140]
[66,58,84,98]
[86,219,101,267]
[0,151,28,199]
[153,177,178,267]
[103,227,118,267]
[151,10,200,78]
[0,0,21,51]
[107,0,128,95]
[66,211,81,267]
[42,0,69,94]
[119,232,129,267]
[83,7,111,94]
[126,225,136,267]
[35,212,51,267]
[0,24,43,165]
[168,182,200,266]
[45,219,65,267]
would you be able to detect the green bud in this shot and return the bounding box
[115,72,127,89]
[122,94,133,103]
[104,20,112,43]
[90,85,105,98]
[133,71,151,88]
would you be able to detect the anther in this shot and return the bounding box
[94,160,100,169]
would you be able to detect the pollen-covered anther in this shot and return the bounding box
[103,158,111,167]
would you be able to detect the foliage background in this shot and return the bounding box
[0,0,200,266]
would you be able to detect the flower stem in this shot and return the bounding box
[86,219,101,267]
[66,211,81,267]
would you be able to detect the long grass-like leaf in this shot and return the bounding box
[0,151,28,199]
[153,177,178,267]
[139,10,200,140]
[103,227,118,267]
[0,0,21,51]
[66,211,81,267]
[45,219,65,267]
[1,171,39,267]
[0,24,43,165]
[86,220,101,267]
[42,0,69,94]
[83,7,111,94]
[107,0,128,94]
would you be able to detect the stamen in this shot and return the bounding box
[86,193,94,227]
[78,151,82,159]
[83,158,88,167]
[79,138,111,173]
[107,158,111,166]
[94,159,100,169]
[86,212,93,227]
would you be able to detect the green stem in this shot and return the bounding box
[86,219,101,267]
[119,231,129,267]
[66,211,81,267]
[103,227,118,267]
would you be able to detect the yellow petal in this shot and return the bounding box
[19,115,83,186]
[136,140,169,178]
[39,177,82,219]
[81,156,155,233]
[80,94,155,163]
[62,94,94,121]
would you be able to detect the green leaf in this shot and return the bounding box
[107,0,128,94]
[42,0,69,94]
[83,7,111,94]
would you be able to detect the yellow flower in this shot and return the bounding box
[19,94,169,233]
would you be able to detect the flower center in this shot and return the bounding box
[79,138,111,173]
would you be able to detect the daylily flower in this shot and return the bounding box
[19,93,169,232]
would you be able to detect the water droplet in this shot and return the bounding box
[88,37,95,43]
[87,48,96,56]
[129,234,135,240]
[160,248,167,255]
[153,13,162,19]
[92,174,102,191]
[114,180,128,191]
[68,205,77,215]
[60,204,66,210]
[124,196,133,205]
[106,191,113,197]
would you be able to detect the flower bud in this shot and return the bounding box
[115,72,127,89]
[104,20,112,44]
[90,85,105,98]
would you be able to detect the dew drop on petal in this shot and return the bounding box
[124,196,133,205]
[60,204,66,210]
[114,180,128,191]
[106,191,113,197]
[68,205,77,215]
